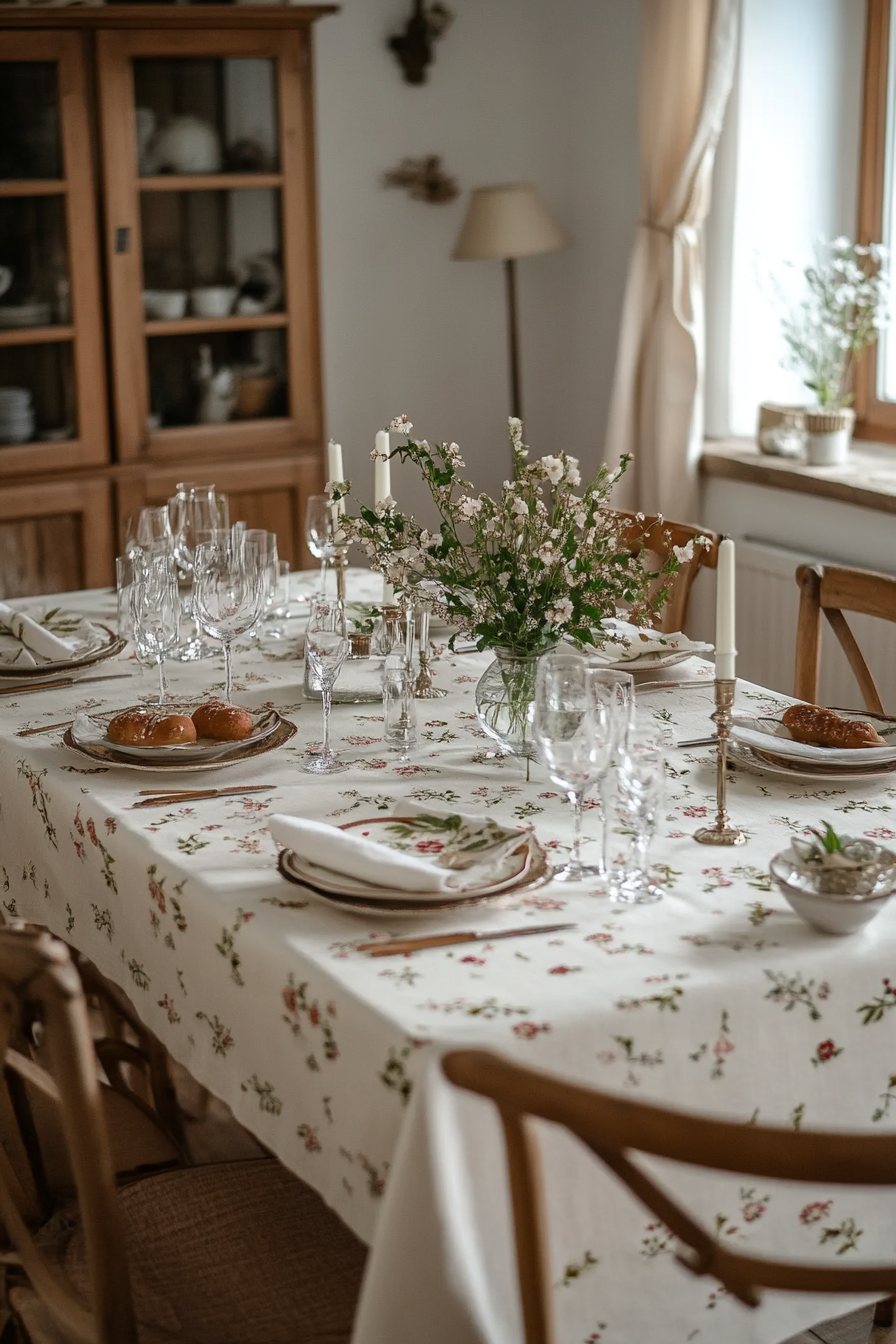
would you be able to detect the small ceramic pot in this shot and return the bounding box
[142,290,188,321]
[769,840,896,935]
[804,406,855,467]
[191,286,237,318]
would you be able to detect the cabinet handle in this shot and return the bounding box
[114,227,130,255]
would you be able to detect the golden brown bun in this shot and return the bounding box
[145,715,197,747]
[782,703,886,750]
[192,700,254,741]
[107,709,154,746]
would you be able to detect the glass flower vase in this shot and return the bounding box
[474,647,544,759]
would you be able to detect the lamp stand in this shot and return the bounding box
[503,257,522,422]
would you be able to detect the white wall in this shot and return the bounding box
[313,1,642,520]
[705,0,866,438]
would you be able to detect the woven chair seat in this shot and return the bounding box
[17,1158,366,1344]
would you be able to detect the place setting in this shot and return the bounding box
[0,597,126,690]
[62,494,298,773]
[271,810,552,917]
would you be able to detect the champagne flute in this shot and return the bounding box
[303,597,349,775]
[305,495,336,597]
[130,554,179,703]
[192,538,264,703]
[532,651,616,882]
[169,483,224,661]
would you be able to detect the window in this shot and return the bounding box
[857,0,896,438]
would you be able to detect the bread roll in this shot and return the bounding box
[107,709,155,746]
[192,700,255,741]
[781,703,886,750]
[145,715,197,747]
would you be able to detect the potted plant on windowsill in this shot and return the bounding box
[781,236,890,466]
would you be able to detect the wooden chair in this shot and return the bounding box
[0,927,366,1344]
[442,1048,896,1344]
[614,511,721,633]
[794,563,896,714]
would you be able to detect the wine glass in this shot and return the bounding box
[305,495,336,596]
[130,554,179,703]
[302,597,349,775]
[609,726,667,904]
[192,539,264,703]
[169,484,226,661]
[243,529,280,630]
[532,651,616,882]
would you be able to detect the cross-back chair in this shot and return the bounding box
[442,1048,896,1344]
[0,927,367,1344]
[614,511,720,634]
[794,563,896,714]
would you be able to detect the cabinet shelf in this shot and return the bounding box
[144,313,287,337]
[0,326,74,348]
[139,173,283,194]
[0,180,67,199]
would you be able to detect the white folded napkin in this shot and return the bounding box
[0,602,97,665]
[268,812,526,893]
[586,618,705,663]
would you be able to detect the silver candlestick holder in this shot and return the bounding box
[694,678,746,847]
[414,606,446,699]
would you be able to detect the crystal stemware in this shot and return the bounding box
[383,666,417,760]
[532,651,616,882]
[169,483,226,661]
[302,597,349,775]
[192,538,264,703]
[130,554,179,703]
[305,495,336,597]
[609,726,667,904]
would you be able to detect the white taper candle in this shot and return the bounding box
[715,537,736,682]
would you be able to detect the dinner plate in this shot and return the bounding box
[731,712,896,766]
[63,713,296,772]
[594,647,711,672]
[729,741,896,783]
[71,704,281,762]
[0,624,126,679]
[284,839,533,904]
[277,839,551,917]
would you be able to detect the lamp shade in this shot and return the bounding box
[452,183,567,261]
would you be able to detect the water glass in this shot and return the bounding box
[383,668,417,760]
[532,651,616,882]
[609,727,667,904]
[303,597,349,775]
[305,495,336,596]
[192,538,264,702]
[130,554,179,703]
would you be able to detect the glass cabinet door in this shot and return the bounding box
[99,29,322,463]
[0,34,107,477]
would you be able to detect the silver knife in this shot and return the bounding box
[0,671,133,697]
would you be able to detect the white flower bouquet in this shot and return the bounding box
[781,236,890,408]
[331,417,678,657]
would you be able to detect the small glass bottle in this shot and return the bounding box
[371,604,402,657]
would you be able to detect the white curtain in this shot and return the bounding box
[604,0,740,520]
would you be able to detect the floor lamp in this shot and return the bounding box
[452,183,567,424]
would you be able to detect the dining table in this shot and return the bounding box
[0,570,894,1344]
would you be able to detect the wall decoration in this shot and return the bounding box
[387,1,453,85]
[383,155,459,205]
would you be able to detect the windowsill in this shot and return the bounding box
[701,437,896,515]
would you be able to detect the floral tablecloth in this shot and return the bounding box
[0,574,894,1344]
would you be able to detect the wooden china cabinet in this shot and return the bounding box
[0,6,334,598]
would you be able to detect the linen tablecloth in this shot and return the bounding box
[0,575,893,1344]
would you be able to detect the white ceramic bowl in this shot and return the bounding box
[190,286,237,318]
[142,290,188,321]
[770,846,896,935]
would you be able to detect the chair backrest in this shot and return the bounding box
[0,928,139,1344]
[794,562,896,714]
[614,511,720,633]
[442,1048,896,1344]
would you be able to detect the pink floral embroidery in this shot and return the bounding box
[512,1021,551,1040]
[800,1201,833,1224]
[415,839,444,854]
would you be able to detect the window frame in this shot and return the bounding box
[856,0,896,440]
